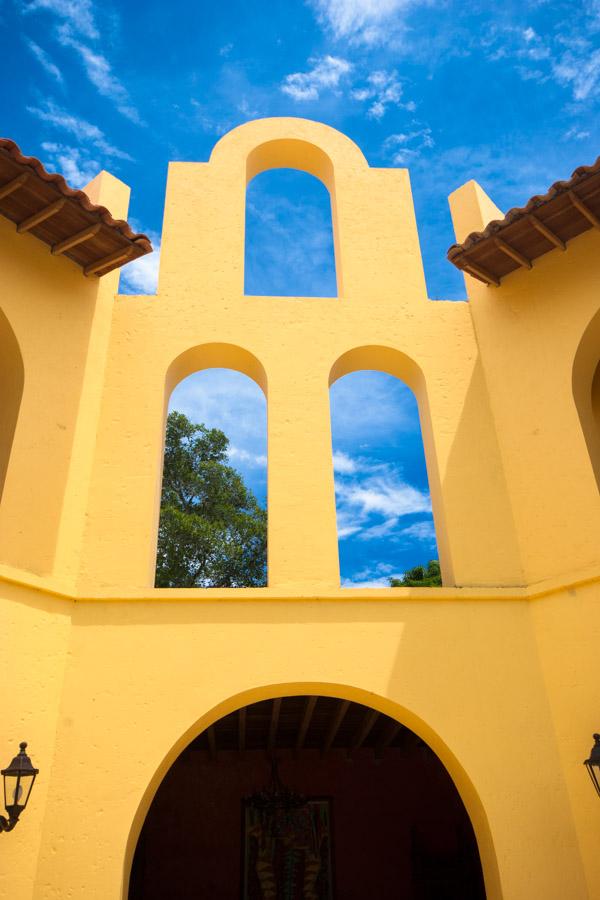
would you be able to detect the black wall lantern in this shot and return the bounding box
[1,742,39,832]
[584,734,600,797]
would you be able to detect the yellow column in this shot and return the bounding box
[267,360,339,590]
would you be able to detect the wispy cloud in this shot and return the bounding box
[26,39,63,83]
[40,142,99,188]
[554,48,600,102]
[563,126,591,141]
[281,55,351,101]
[119,229,161,294]
[341,562,402,588]
[351,69,407,119]
[57,26,142,123]
[228,446,268,468]
[333,451,432,542]
[309,0,424,46]
[21,0,98,39]
[333,450,358,474]
[383,128,434,164]
[27,99,133,160]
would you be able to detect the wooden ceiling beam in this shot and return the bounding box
[0,172,29,200]
[568,190,600,230]
[493,236,532,269]
[528,214,566,251]
[238,707,246,754]
[296,696,317,754]
[267,698,282,755]
[459,258,500,287]
[374,720,402,760]
[17,197,65,233]
[347,709,379,759]
[52,222,101,256]
[84,245,134,277]
[322,699,349,757]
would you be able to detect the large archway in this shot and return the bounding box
[129,694,486,899]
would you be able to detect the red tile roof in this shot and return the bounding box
[0,138,152,276]
[447,154,600,286]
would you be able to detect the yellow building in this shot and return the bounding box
[1,117,600,899]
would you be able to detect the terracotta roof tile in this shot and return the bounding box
[447,154,600,286]
[0,138,152,276]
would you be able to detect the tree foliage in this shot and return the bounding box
[155,411,267,587]
[390,559,441,587]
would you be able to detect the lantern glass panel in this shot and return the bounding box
[16,773,35,810]
[4,774,20,811]
[585,761,600,797]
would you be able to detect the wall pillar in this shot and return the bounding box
[267,361,339,590]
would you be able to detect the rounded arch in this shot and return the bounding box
[165,342,268,400]
[123,681,501,900]
[329,345,453,586]
[0,306,24,503]
[330,344,426,394]
[210,117,368,194]
[573,306,600,490]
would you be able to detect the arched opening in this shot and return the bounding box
[329,348,442,588]
[129,693,486,899]
[156,346,268,588]
[0,308,24,504]
[573,307,600,491]
[245,168,337,297]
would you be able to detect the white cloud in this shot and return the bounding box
[400,520,436,542]
[57,27,142,123]
[563,126,591,141]
[341,561,403,588]
[281,55,351,101]
[119,231,161,294]
[27,100,133,160]
[337,473,430,518]
[334,456,432,543]
[40,142,99,188]
[26,39,63,83]
[351,69,404,119]
[383,128,434,164]
[21,0,98,39]
[309,0,421,45]
[554,48,600,101]
[228,446,268,468]
[332,450,358,474]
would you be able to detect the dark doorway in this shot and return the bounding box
[129,696,486,899]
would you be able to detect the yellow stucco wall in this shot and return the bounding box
[1,117,600,899]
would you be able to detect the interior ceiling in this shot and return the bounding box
[187,696,426,760]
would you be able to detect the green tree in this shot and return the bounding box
[390,559,441,587]
[155,411,267,587]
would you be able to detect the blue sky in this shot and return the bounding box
[3,0,599,585]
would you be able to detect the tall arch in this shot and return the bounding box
[123,682,500,900]
[0,307,24,503]
[330,346,451,586]
[245,168,338,297]
[573,307,600,491]
[154,343,267,587]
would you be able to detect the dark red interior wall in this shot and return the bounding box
[130,745,484,899]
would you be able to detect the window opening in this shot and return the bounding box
[245,169,337,297]
[330,370,439,587]
[155,368,267,587]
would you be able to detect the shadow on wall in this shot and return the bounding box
[0,307,24,503]
[573,305,600,493]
